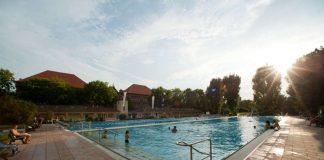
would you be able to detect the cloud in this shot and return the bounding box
[2,0,324,99]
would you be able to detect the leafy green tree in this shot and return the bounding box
[0,96,37,124]
[151,86,168,107]
[183,88,194,107]
[191,89,207,110]
[183,88,206,109]
[206,78,224,114]
[286,47,324,114]
[0,68,15,94]
[223,74,241,114]
[84,80,117,106]
[169,88,184,107]
[252,65,282,115]
[16,78,72,104]
[238,100,256,112]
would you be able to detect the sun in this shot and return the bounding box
[272,61,292,77]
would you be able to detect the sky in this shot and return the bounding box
[1,0,324,100]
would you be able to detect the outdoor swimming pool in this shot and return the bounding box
[68,116,207,131]
[77,116,277,160]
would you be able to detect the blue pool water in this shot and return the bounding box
[77,116,277,160]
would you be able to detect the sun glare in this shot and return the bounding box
[272,61,292,77]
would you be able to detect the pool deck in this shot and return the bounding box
[247,116,324,160]
[3,116,324,160]
[6,124,117,160]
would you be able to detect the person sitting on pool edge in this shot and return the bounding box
[102,130,108,139]
[171,126,177,133]
[272,119,281,130]
[264,121,271,129]
[125,130,129,143]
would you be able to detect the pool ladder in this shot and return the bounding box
[97,128,118,142]
[176,139,212,160]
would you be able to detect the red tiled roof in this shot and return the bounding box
[19,70,86,88]
[126,84,152,96]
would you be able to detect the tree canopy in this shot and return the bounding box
[223,74,241,114]
[16,78,76,104]
[0,95,37,125]
[0,68,15,94]
[252,65,282,115]
[206,78,224,114]
[286,47,324,114]
[84,80,118,106]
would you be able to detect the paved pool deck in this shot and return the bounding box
[247,116,324,160]
[7,124,117,160]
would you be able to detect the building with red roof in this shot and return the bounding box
[123,84,152,112]
[19,70,86,88]
[126,84,152,96]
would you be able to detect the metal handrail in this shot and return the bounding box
[97,128,118,142]
[107,130,118,139]
[176,139,212,160]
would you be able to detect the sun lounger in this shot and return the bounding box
[8,132,24,144]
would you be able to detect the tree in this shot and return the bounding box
[223,74,241,114]
[0,95,37,124]
[0,68,15,94]
[252,65,282,115]
[16,78,72,104]
[238,100,256,112]
[151,86,168,107]
[169,88,184,107]
[286,47,324,114]
[206,78,224,114]
[84,80,117,106]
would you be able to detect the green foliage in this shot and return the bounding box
[169,88,183,107]
[0,68,15,94]
[0,134,10,143]
[184,88,206,110]
[223,74,241,114]
[286,47,324,114]
[151,86,168,107]
[239,100,256,112]
[84,80,118,106]
[0,95,37,125]
[253,65,282,115]
[16,78,74,104]
[206,78,224,114]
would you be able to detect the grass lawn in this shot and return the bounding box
[0,134,9,143]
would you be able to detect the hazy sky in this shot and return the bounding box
[1,0,324,99]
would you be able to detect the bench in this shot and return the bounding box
[8,133,24,144]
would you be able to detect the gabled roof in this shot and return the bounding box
[126,84,152,96]
[19,70,86,88]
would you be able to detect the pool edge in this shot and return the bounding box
[74,132,129,160]
[224,129,274,160]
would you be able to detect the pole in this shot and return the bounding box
[123,91,127,108]
[209,139,212,160]
[98,129,100,143]
[190,145,193,160]
[152,96,155,109]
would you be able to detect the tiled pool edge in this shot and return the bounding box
[224,129,275,160]
[224,116,287,160]
[74,132,128,160]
